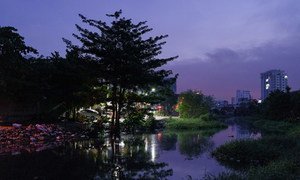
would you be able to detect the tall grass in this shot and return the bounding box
[210,116,300,179]
[165,114,227,131]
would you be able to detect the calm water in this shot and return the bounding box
[0,119,261,180]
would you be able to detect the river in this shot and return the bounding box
[0,118,261,179]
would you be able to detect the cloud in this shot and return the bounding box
[170,35,300,100]
[205,48,242,63]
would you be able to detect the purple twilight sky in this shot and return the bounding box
[1,0,300,100]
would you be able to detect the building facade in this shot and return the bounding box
[261,69,288,100]
[233,90,252,107]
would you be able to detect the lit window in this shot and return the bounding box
[266,84,270,90]
[266,78,269,82]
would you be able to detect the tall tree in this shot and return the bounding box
[65,10,177,137]
[262,88,292,120]
[0,26,37,103]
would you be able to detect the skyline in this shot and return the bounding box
[1,0,300,100]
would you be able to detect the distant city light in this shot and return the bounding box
[258,100,262,103]
[284,75,288,79]
[151,88,156,92]
[266,84,270,90]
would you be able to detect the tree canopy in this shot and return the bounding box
[65,10,177,136]
[0,26,104,121]
[262,87,300,121]
[0,26,37,102]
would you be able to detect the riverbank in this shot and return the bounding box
[238,116,300,136]
[1,116,262,179]
[211,116,300,179]
[164,114,227,131]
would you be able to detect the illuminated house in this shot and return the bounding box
[261,69,288,100]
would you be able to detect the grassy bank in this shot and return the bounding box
[211,116,300,179]
[239,116,300,136]
[165,114,227,131]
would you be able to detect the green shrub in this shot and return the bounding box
[212,136,298,170]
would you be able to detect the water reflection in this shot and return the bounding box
[0,119,261,179]
[157,133,177,151]
[0,137,173,180]
[177,132,213,160]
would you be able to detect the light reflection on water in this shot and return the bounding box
[141,121,261,179]
[0,120,261,179]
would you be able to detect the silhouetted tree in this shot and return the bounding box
[65,10,177,137]
[0,26,37,103]
[234,99,259,116]
[291,91,300,120]
[262,88,292,120]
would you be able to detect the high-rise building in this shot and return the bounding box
[235,90,251,105]
[261,69,288,100]
[231,97,236,105]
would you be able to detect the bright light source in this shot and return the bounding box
[266,78,269,82]
[119,141,125,147]
[258,100,262,103]
[266,84,270,90]
[284,75,288,79]
[151,88,156,92]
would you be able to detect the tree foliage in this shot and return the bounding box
[262,88,300,121]
[66,10,177,136]
[0,26,104,121]
[262,89,292,121]
[0,10,177,128]
[177,90,213,118]
[0,26,37,102]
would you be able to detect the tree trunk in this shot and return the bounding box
[72,107,77,121]
[110,84,117,138]
[115,88,125,139]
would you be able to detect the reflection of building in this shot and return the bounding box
[261,69,288,100]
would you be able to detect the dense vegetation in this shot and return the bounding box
[196,85,300,179]
[165,114,226,131]
[211,88,300,179]
[212,135,300,179]
[0,11,177,137]
[262,88,300,121]
[176,90,214,118]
